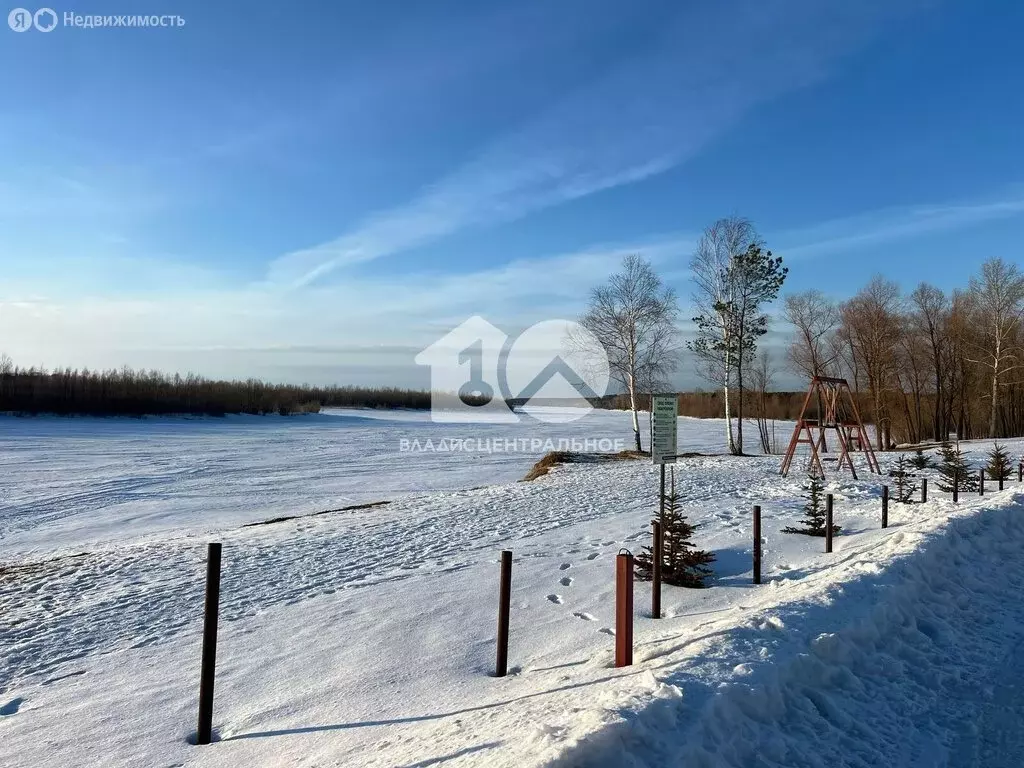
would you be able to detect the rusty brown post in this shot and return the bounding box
[495,550,512,677]
[980,469,985,496]
[953,473,959,504]
[882,485,888,529]
[197,542,222,746]
[825,494,834,554]
[615,551,634,668]
[753,505,762,585]
[651,520,662,618]
[921,478,927,504]
[1000,473,1005,491]
[1018,461,1022,483]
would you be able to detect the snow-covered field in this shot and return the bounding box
[0,407,749,556]
[2,409,1024,767]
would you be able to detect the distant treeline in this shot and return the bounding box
[0,359,447,417]
[595,392,808,421]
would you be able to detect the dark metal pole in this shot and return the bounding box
[495,550,512,677]
[197,542,222,746]
[1018,461,1022,483]
[615,551,634,668]
[882,485,888,529]
[825,494,834,554]
[659,463,666,520]
[921,478,927,504]
[953,473,959,504]
[1000,473,1005,491]
[980,469,985,496]
[651,520,662,618]
[753,505,762,585]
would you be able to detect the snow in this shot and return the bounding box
[0,407,763,557]
[2,411,1023,767]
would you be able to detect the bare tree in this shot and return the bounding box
[783,290,839,424]
[840,276,902,449]
[749,349,777,454]
[688,216,759,455]
[576,254,680,452]
[783,290,839,380]
[908,283,949,441]
[964,258,1024,437]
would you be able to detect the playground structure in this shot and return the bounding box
[780,375,881,479]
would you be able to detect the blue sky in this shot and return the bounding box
[1,0,1022,388]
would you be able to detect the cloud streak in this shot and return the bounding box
[269,1,920,288]
[776,194,1024,260]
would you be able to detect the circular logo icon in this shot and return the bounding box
[503,319,610,423]
[33,7,56,31]
[8,8,33,31]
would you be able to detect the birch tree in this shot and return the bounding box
[577,254,680,452]
[688,217,758,454]
[966,258,1024,437]
[689,218,785,454]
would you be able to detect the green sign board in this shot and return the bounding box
[651,394,678,464]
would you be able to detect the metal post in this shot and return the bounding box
[615,551,634,668]
[980,469,985,496]
[953,473,959,504]
[1018,461,1022,483]
[882,485,888,529]
[1000,473,1005,491]
[825,494,834,554]
[495,550,512,677]
[197,543,222,746]
[921,478,927,504]
[651,520,662,618]
[753,505,762,585]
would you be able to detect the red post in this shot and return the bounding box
[980,469,985,496]
[752,505,762,585]
[882,485,888,528]
[495,550,512,677]
[615,551,634,668]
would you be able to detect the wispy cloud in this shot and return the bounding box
[0,236,691,378]
[776,193,1024,260]
[269,1,920,288]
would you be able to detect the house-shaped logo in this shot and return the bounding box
[415,316,609,424]
[415,316,518,424]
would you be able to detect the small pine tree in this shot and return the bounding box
[636,468,715,587]
[986,443,1012,483]
[783,472,841,537]
[889,454,918,503]
[909,449,934,471]
[936,440,978,492]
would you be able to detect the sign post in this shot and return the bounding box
[651,395,679,466]
[650,395,677,620]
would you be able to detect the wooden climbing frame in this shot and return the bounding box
[779,376,881,479]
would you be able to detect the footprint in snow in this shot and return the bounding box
[573,612,596,621]
[559,563,572,571]
[598,627,615,636]
[586,553,599,561]
[560,576,573,587]
[547,594,563,604]
[0,698,24,716]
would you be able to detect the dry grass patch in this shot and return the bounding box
[521,450,650,481]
